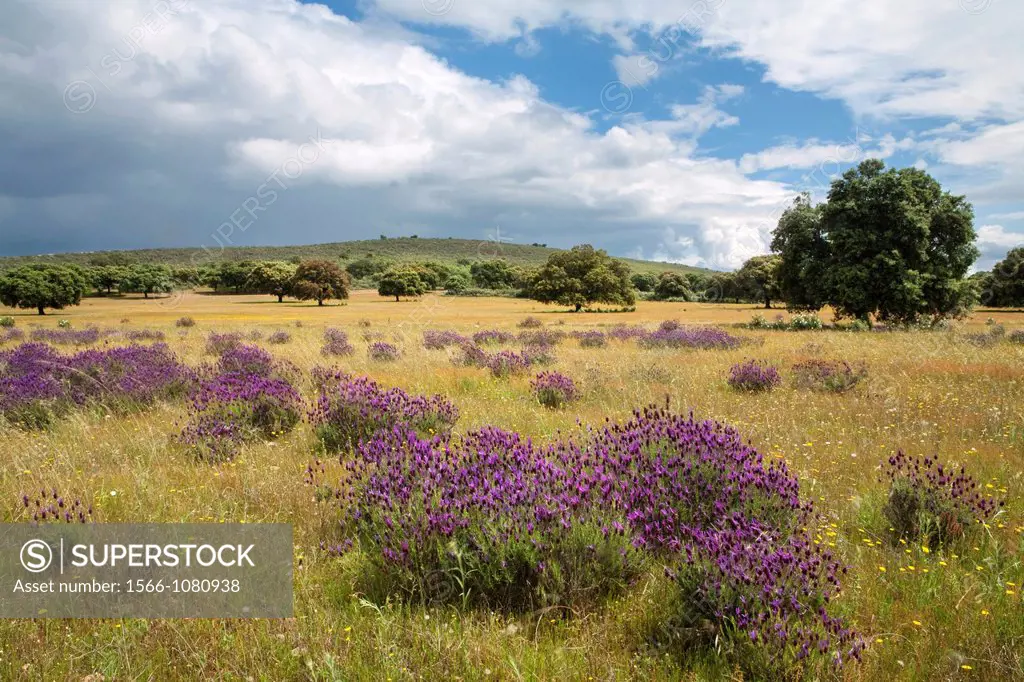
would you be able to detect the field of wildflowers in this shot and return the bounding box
[0,290,1020,680]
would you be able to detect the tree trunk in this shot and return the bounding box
[318,299,324,306]
[144,291,149,299]
[37,305,45,315]
[277,294,284,303]
[575,303,582,312]
[764,297,771,309]
[395,295,400,302]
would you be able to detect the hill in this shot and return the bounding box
[0,238,715,276]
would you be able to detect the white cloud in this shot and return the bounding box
[0,0,794,268]
[738,134,916,174]
[976,224,1024,250]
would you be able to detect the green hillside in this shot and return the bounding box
[0,238,715,275]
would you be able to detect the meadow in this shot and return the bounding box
[0,290,1021,681]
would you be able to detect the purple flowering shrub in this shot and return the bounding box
[608,325,648,341]
[30,327,102,345]
[0,342,192,428]
[486,350,532,377]
[576,330,607,348]
[321,328,355,357]
[1008,329,1024,345]
[125,329,166,341]
[517,316,543,329]
[423,330,468,350]
[522,341,557,366]
[792,359,867,393]
[450,342,488,367]
[17,487,93,524]
[368,342,400,362]
[310,375,459,453]
[472,330,515,346]
[205,332,243,355]
[727,360,782,392]
[881,451,1004,548]
[1,328,26,344]
[323,404,859,672]
[267,330,291,344]
[639,326,741,350]
[179,372,302,462]
[517,329,566,346]
[531,371,577,408]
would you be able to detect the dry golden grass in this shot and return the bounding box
[0,291,1021,680]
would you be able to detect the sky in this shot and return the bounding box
[0,0,1021,270]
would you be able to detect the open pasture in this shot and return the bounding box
[0,292,1021,680]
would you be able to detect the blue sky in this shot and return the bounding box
[0,0,1020,269]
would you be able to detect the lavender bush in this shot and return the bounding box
[1008,329,1024,345]
[727,360,782,392]
[310,374,459,453]
[175,316,196,328]
[882,451,1004,548]
[531,371,577,408]
[472,330,515,346]
[321,328,355,357]
[639,326,741,350]
[486,350,531,377]
[205,332,243,355]
[792,359,867,393]
[368,342,400,362]
[576,330,607,348]
[125,329,166,341]
[267,330,291,345]
[17,487,93,524]
[30,328,101,345]
[423,330,468,350]
[517,316,543,329]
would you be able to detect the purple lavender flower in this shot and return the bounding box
[531,371,577,408]
[321,328,354,357]
[639,326,740,350]
[486,350,531,377]
[792,359,866,393]
[368,342,401,362]
[423,330,468,350]
[727,360,782,392]
[472,330,515,346]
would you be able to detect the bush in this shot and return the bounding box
[517,316,543,329]
[576,330,607,348]
[881,451,1003,548]
[423,330,468,350]
[267,330,291,345]
[792,359,866,393]
[727,360,781,392]
[486,350,531,377]
[30,328,101,345]
[531,371,577,408]
[789,313,823,330]
[57,319,71,328]
[310,374,458,453]
[205,332,243,355]
[368,342,400,362]
[472,330,514,346]
[0,316,14,328]
[1009,329,1024,345]
[321,328,355,357]
[175,316,196,328]
[450,343,488,368]
[639,327,740,350]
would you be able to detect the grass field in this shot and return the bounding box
[0,291,1021,680]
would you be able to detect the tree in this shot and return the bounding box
[378,269,428,301]
[705,272,743,303]
[470,260,519,289]
[346,256,391,281]
[290,260,350,306]
[820,160,978,323]
[444,271,471,294]
[735,255,781,309]
[120,264,174,299]
[653,272,694,301]
[771,193,829,311]
[527,245,636,312]
[0,264,88,315]
[984,248,1024,307]
[246,261,297,302]
[92,265,129,295]
[630,272,658,293]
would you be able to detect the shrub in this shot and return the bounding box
[881,451,1003,548]
[57,319,71,328]
[175,316,196,328]
[29,328,101,345]
[423,330,468,350]
[659,320,681,332]
[517,329,566,346]
[486,350,531,377]
[576,330,607,348]
[267,330,291,344]
[321,328,355,357]
[1008,329,1024,345]
[179,372,302,462]
[0,342,192,428]
[531,371,577,408]
[310,375,459,453]
[368,342,400,362]
[125,329,166,341]
[205,332,243,355]
[789,313,823,330]
[450,342,488,367]
[792,359,866,393]
[608,325,648,341]
[639,326,740,350]
[316,404,857,673]
[0,329,25,344]
[472,330,515,345]
[727,360,782,392]
[0,316,14,328]
[517,316,543,329]
[848,319,871,333]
